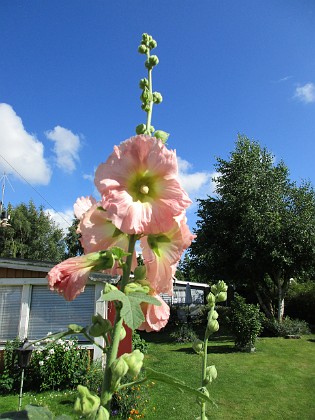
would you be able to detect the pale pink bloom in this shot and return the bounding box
[140,213,195,295]
[138,294,170,332]
[47,253,102,301]
[77,202,137,274]
[94,135,192,235]
[74,196,97,220]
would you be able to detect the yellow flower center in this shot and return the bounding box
[140,185,149,195]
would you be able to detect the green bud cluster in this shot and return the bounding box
[133,265,147,281]
[137,33,167,138]
[205,281,228,339]
[138,33,158,55]
[110,349,144,391]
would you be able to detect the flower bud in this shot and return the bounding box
[153,92,163,104]
[212,310,219,320]
[149,55,159,66]
[96,406,110,420]
[211,284,218,295]
[119,326,126,341]
[206,292,216,307]
[204,365,217,385]
[217,280,228,292]
[134,265,147,281]
[150,125,155,132]
[153,130,169,144]
[141,103,151,112]
[136,124,146,134]
[139,78,149,89]
[149,39,157,49]
[138,45,147,54]
[74,385,100,416]
[110,357,129,390]
[216,291,227,303]
[93,250,115,272]
[122,349,144,378]
[207,319,219,334]
[192,339,204,355]
[89,314,112,337]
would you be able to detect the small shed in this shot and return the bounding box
[161,278,210,306]
[0,257,131,367]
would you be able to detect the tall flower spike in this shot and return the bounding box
[95,135,192,235]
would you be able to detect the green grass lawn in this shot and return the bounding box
[1,334,315,419]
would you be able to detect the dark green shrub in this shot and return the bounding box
[132,330,149,354]
[0,337,23,394]
[170,323,198,343]
[263,316,310,337]
[81,359,104,394]
[228,294,264,351]
[285,281,315,324]
[27,336,90,391]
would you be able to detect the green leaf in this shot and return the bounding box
[128,292,162,306]
[120,295,145,330]
[145,368,216,405]
[101,289,126,303]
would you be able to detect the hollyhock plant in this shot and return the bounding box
[94,134,192,235]
[41,34,217,420]
[47,251,115,301]
[140,212,195,295]
[138,293,170,332]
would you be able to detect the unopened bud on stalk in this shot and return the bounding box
[119,326,126,341]
[138,45,147,54]
[134,265,147,281]
[192,339,204,355]
[139,78,149,89]
[74,385,100,416]
[122,349,144,378]
[111,357,129,390]
[206,292,216,307]
[212,310,219,320]
[153,92,163,104]
[204,365,217,384]
[216,291,227,303]
[89,314,112,337]
[153,130,169,143]
[96,406,110,420]
[136,124,146,134]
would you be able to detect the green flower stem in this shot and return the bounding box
[145,54,153,134]
[101,234,137,408]
[201,336,209,420]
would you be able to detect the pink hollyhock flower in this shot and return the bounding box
[74,197,137,275]
[47,252,114,301]
[140,213,195,295]
[74,196,97,220]
[138,294,170,332]
[94,135,192,235]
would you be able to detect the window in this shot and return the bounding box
[28,285,95,341]
[0,286,22,340]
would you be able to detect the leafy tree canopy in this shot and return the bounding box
[0,200,66,262]
[186,135,315,319]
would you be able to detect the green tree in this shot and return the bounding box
[64,218,84,258]
[187,135,315,320]
[0,200,65,262]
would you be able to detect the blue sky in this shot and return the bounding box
[0,1,314,233]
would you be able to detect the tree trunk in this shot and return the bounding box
[255,289,273,318]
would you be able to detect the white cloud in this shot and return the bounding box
[44,208,74,235]
[294,83,315,103]
[0,103,51,185]
[177,156,217,198]
[45,126,81,173]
